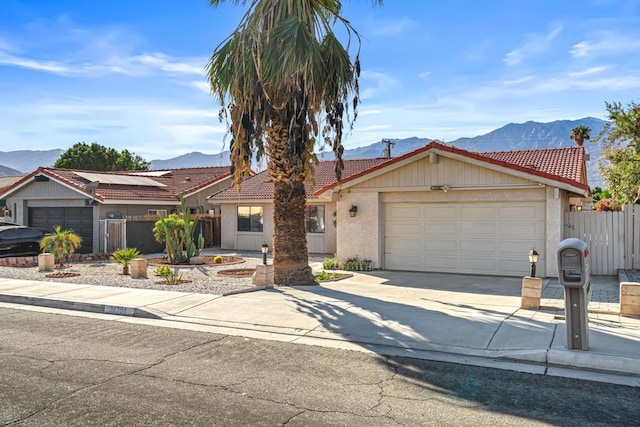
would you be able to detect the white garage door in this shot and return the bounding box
[385,202,545,276]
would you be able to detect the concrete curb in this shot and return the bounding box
[0,294,165,319]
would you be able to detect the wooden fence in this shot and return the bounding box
[564,204,639,275]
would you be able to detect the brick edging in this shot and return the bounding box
[0,253,111,268]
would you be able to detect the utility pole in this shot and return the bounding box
[381,138,395,157]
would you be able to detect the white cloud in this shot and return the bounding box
[504,24,563,66]
[571,31,640,57]
[359,70,399,100]
[371,18,415,36]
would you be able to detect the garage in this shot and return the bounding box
[384,202,546,276]
[29,207,94,253]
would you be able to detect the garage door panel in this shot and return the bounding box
[422,255,458,270]
[29,207,93,254]
[460,205,497,220]
[499,222,544,239]
[498,259,531,275]
[387,221,423,237]
[386,237,422,252]
[500,204,544,220]
[424,221,458,237]
[461,221,498,236]
[385,254,425,269]
[461,240,497,255]
[388,205,422,220]
[499,240,544,255]
[424,239,457,253]
[385,202,546,276]
[422,205,457,219]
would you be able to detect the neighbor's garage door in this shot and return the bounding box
[29,207,94,254]
[385,202,545,276]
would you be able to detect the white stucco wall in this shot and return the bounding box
[336,191,381,268]
[219,202,335,253]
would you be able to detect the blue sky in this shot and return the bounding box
[1,0,639,161]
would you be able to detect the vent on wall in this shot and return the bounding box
[34,175,50,182]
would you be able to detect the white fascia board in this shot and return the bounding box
[0,174,100,201]
[207,198,272,205]
[101,200,181,205]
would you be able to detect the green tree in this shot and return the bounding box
[207,0,381,286]
[39,226,82,268]
[54,142,148,171]
[570,125,591,147]
[597,100,640,204]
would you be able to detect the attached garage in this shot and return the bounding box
[384,202,545,276]
[29,207,94,253]
[332,142,590,278]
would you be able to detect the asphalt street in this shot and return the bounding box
[2,306,639,426]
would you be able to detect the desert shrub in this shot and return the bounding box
[322,254,339,270]
[213,255,224,264]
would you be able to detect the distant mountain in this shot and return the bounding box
[1,117,607,186]
[318,117,605,186]
[449,117,606,152]
[0,149,63,173]
[149,151,231,170]
[0,165,22,176]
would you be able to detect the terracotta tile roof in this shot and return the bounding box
[209,142,588,201]
[481,146,586,185]
[209,158,392,200]
[0,166,232,203]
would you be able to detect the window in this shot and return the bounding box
[305,206,325,233]
[148,209,167,216]
[238,206,263,232]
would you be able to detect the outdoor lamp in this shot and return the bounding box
[349,205,358,217]
[528,247,539,278]
[261,243,269,265]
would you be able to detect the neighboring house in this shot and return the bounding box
[0,167,233,253]
[209,141,589,277]
[0,175,26,221]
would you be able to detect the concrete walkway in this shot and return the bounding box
[1,269,639,387]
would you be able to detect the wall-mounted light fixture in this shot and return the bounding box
[261,243,269,265]
[1,207,11,217]
[528,247,539,278]
[349,205,358,218]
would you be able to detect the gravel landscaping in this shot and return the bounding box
[0,250,328,296]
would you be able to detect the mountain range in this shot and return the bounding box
[0,117,607,185]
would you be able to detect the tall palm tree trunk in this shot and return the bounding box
[272,180,315,285]
[267,117,316,286]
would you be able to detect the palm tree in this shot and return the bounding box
[207,0,381,286]
[39,226,82,268]
[111,247,141,275]
[570,125,591,147]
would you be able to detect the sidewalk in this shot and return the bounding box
[1,271,639,386]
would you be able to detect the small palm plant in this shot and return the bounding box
[110,248,141,275]
[39,226,82,268]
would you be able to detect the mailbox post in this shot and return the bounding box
[557,238,591,350]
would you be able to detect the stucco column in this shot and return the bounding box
[545,187,562,277]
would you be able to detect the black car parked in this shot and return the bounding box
[0,225,44,258]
